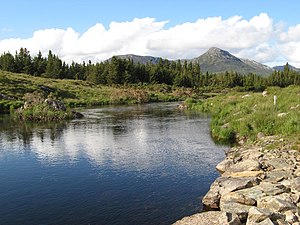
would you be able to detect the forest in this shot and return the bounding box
[0,48,300,90]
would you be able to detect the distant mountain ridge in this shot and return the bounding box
[111,54,161,64]
[110,47,277,76]
[273,64,300,72]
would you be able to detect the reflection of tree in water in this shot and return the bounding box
[0,115,68,146]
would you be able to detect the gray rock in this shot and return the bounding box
[258,182,287,196]
[264,170,292,182]
[172,211,241,225]
[284,210,299,223]
[246,206,273,224]
[257,193,297,212]
[202,177,258,209]
[216,159,234,173]
[45,99,66,111]
[221,185,266,206]
[226,160,261,173]
[220,201,252,221]
[291,177,300,192]
[265,158,293,171]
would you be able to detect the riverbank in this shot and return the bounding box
[174,86,300,224]
[174,135,300,224]
[0,70,203,114]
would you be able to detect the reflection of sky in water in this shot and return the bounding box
[4,105,227,178]
[0,103,228,224]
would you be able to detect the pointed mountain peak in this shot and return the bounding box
[205,47,235,59]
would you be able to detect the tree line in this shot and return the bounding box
[0,48,299,90]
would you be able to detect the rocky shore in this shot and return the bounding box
[174,135,300,225]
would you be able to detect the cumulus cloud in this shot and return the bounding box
[1,14,300,67]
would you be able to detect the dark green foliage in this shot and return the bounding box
[1,48,300,90]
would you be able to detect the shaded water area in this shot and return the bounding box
[0,102,227,225]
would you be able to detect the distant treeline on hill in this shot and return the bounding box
[0,48,300,90]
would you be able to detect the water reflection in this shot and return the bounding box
[1,104,225,176]
[0,103,227,224]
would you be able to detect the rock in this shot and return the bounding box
[225,159,261,173]
[202,177,259,209]
[221,186,266,206]
[284,210,299,223]
[291,177,300,192]
[258,182,288,196]
[220,201,252,221]
[277,113,288,117]
[257,132,265,140]
[172,211,241,225]
[177,103,188,110]
[262,91,268,97]
[71,110,84,119]
[257,193,297,213]
[264,170,292,182]
[276,219,290,225]
[221,191,256,206]
[45,99,66,111]
[246,207,273,224]
[223,170,264,178]
[217,159,234,173]
[264,158,292,171]
[251,218,275,225]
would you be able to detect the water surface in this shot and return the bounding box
[0,103,227,225]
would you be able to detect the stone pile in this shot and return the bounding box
[174,136,300,225]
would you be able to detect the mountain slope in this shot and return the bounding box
[190,47,273,75]
[113,54,161,64]
[110,47,274,76]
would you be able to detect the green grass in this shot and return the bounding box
[0,70,200,114]
[188,85,300,144]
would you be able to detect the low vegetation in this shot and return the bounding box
[187,85,300,147]
[0,70,200,115]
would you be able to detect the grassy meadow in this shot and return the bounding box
[188,85,300,147]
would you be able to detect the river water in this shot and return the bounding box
[0,103,227,225]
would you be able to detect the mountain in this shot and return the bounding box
[110,47,274,75]
[112,54,161,64]
[273,64,300,72]
[190,47,274,75]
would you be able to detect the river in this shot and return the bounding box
[0,102,227,225]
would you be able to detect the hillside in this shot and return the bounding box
[0,70,192,113]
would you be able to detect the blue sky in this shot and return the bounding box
[1,0,300,66]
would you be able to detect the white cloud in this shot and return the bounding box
[1,14,300,67]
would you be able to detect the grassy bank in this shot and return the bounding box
[188,85,300,147]
[0,70,201,114]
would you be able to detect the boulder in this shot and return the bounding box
[258,182,288,196]
[248,217,275,225]
[220,201,252,221]
[71,110,84,119]
[216,159,234,173]
[172,211,241,225]
[202,177,259,209]
[257,193,297,213]
[45,99,66,111]
[225,159,261,173]
[264,158,293,171]
[264,170,292,183]
[221,186,266,206]
[246,207,273,224]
